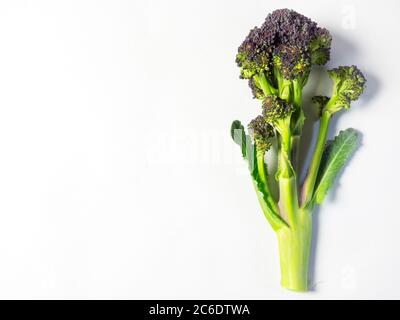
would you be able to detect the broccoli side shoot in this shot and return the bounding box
[248,115,275,155]
[323,65,367,113]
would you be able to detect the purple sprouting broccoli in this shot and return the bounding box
[231,9,366,291]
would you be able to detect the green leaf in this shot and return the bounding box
[231,120,287,230]
[251,159,287,230]
[252,176,288,231]
[231,120,245,154]
[312,128,359,204]
[230,120,256,173]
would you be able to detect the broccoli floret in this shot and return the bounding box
[273,47,311,81]
[248,115,275,154]
[309,29,332,65]
[236,9,332,97]
[323,65,366,113]
[262,95,295,137]
[329,65,366,100]
[248,78,265,99]
[236,42,270,80]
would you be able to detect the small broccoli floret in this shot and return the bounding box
[248,78,265,99]
[263,95,294,122]
[248,115,275,154]
[309,29,332,65]
[273,47,310,81]
[324,65,366,113]
[236,42,271,80]
[329,65,366,100]
[262,95,295,137]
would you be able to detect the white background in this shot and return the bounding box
[0,0,397,299]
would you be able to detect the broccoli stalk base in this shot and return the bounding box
[275,124,312,291]
[277,209,312,291]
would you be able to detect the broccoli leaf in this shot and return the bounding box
[312,128,359,204]
[231,120,287,230]
[230,120,256,173]
[231,120,246,155]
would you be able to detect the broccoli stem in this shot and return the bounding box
[277,133,312,291]
[275,80,312,290]
[290,135,301,173]
[301,110,331,205]
[292,80,303,107]
[290,80,304,173]
[254,72,278,96]
[277,132,298,226]
[256,154,268,184]
[279,174,297,225]
[277,208,312,291]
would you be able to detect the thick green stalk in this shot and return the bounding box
[276,131,312,291]
[256,71,313,290]
[277,208,312,291]
[301,110,331,205]
[277,138,312,291]
[275,78,312,290]
[279,174,297,225]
